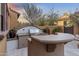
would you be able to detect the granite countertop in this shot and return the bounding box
[31,33,75,44]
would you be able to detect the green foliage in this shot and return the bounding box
[34,19,58,26]
[23,4,43,25]
[34,19,47,26]
[64,19,75,27]
[70,10,79,25]
[46,19,57,26]
[34,8,59,26]
[52,27,61,33]
[47,8,59,26]
[23,4,59,26]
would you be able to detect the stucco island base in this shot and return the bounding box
[28,34,75,56]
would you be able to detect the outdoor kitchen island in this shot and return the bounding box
[28,33,75,56]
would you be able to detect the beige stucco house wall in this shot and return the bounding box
[8,8,29,30]
[0,4,1,31]
[0,3,7,56]
[0,32,7,56]
[8,8,20,30]
[57,20,64,32]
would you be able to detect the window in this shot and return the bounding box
[1,15,3,31]
[0,3,7,31]
[0,15,4,31]
[0,4,1,31]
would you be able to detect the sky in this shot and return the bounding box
[13,3,79,16]
[34,3,79,15]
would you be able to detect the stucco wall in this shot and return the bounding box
[28,39,64,56]
[0,3,7,56]
[9,9,19,29]
[0,4,1,31]
[74,24,79,34]
[8,9,29,30]
[0,3,1,15]
[57,21,64,32]
[0,32,7,56]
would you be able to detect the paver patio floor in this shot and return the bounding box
[6,39,79,56]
